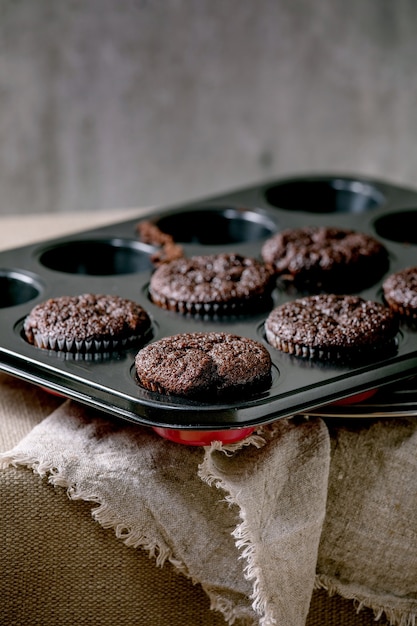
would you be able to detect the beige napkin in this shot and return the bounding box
[0,400,330,626]
[2,398,417,626]
[316,416,417,626]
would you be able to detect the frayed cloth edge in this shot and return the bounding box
[207,433,267,455]
[203,588,257,626]
[0,452,59,476]
[234,517,278,626]
[2,451,259,625]
[0,452,189,575]
[316,575,417,626]
[199,454,277,626]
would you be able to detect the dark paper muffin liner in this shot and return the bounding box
[30,331,147,354]
[150,292,273,317]
[265,330,399,364]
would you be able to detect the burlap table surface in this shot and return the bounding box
[1,389,417,626]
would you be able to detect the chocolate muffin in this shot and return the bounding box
[135,331,272,400]
[149,253,275,315]
[24,294,151,353]
[264,294,398,361]
[382,266,417,323]
[261,226,389,293]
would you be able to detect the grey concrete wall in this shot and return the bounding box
[0,0,417,215]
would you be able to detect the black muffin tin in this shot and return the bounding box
[1,173,417,431]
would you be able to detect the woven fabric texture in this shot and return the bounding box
[0,373,414,625]
[1,465,388,626]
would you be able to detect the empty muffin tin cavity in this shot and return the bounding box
[374,210,417,244]
[264,177,385,214]
[38,238,154,275]
[153,207,276,244]
[0,270,43,308]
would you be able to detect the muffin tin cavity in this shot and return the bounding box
[374,210,417,244]
[264,177,385,214]
[153,207,276,245]
[38,238,154,275]
[0,173,417,431]
[0,270,42,308]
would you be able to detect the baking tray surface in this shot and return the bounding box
[1,172,417,430]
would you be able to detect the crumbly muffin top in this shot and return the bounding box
[261,226,389,291]
[265,294,398,350]
[24,294,151,344]
[135,331,272,399]
[136,220,184,265]
[149,253,274,305]
[383,267,417,311]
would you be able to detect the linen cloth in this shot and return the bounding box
[1,398,417,626]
